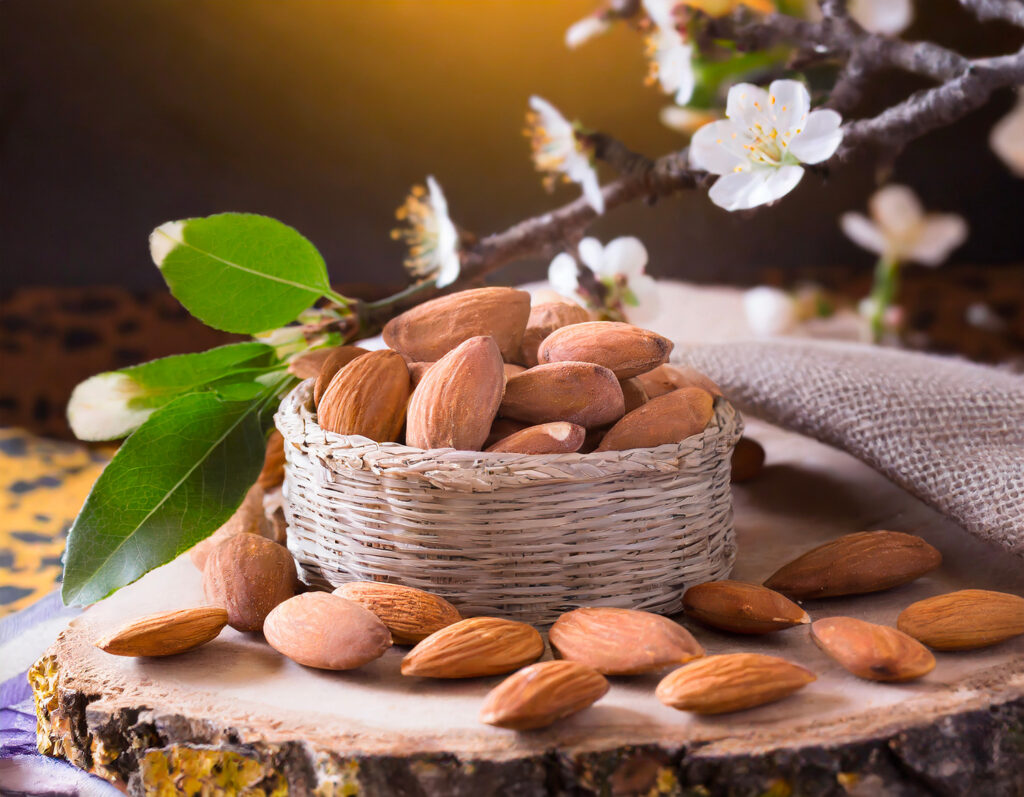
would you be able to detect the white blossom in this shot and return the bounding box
[660,105,720,135]
[643,0,696,106]
[566,14,611,49]
[840,184,967,266]
[805,0,912,35]
[526,96,604,213]
[744,286,797,336]
[690,79,843,211]
[392,176,461,287]
[67,372,153,441]
[990,91,1024,178]
[548,236,659,323]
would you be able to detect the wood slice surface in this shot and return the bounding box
[31,420,1024,796]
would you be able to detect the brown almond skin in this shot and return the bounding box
[290,345,366,382]
[504,363,526,380]
[538,321,673,378]
[257,430,286,490]
[264,592,393,670]
[333,582,462,644]
[190,484,274,571]
[637,363,723,399]
[94,607,228,657]
[619,378,648,414]
[317,349,410,442]
[483,418,530,449]
[812,617,935,682]
[406,336,506,450]
[383,287,531,363]
[656,653,816,714]
[764,531,942,600]
[897,589,1024,650]
[407,361,435,387]
[596,388,714,452]
[485,422,586,455]
[202,534,296,632]
[401,617,544,678]
[683,580,810,634]
[731,436,766,483]
[549,607,703,675]
[479,660,609,731]
[518,302,592,367]
[499,362,625,429]
[311,346,370,407]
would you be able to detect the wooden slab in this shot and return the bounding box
[32,420,1024,795]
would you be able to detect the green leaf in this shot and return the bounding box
[150,213,332,333]
[61,380,290,606]
[123,342,277,398]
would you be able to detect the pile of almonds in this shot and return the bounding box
[95,517,1024,729]
[301,287,724,455]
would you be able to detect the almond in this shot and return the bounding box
[596,388,714,452]
[619,378,648,414]
[257,430,286,490]
[485,422,586,454]
[538,321,673,378]
[264,592,392,670]
[333,582,462,644]
[499,362,624,429]
[811,617,934,681]
[311,346,370,407]
[202,534,296,632]
[408,361,435,387]
[406,336,505,450]
[636,363,723,399]
[94,607,228,657]
[483,418,530,449]
[401,617,544,678]
[383,287,531,363]
[682,580,809,634]
[549,607,703,675]
[897,589,1024,650]
[518,302,592,367]
[289,346,360,381]
[504,363,526,380]
[479,660,609,730]
[189,484,274,571]
[317,349,410,442]
[764,531,942,600]
[731,436,765,483]
[656,653,815,714]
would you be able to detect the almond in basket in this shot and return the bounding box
[499,362,624,429]
[479,660,609,730]
[406,335,505,450]
[518,301,591,367]
[401,617,544,678]
[656,653,815,714]
[383,286,531,363]
[311,345,370,406]
[549,607,703,675]
[636,363,723,399]
[537,321,673,378]
[764,531,942,600]
[682,580,809,634]
[596,387,714,451]
[317,349,410,442]
[334,582,462,644]
[897,589,1024,650]
[485,421,586,454]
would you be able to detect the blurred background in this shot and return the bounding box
[2,0,1023,438]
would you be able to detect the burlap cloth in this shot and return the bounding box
[679,339,1024,556]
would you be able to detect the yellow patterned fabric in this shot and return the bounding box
[0,428,109,615]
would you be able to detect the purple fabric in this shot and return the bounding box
[0,592,120,796]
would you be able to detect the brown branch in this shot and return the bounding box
[960,0,1024,27]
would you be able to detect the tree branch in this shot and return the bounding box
[960,0,1024,27]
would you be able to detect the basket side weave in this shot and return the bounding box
[277,382,742,624]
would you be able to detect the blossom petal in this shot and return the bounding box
[788,109,843,164]
[565,15,610,49]
[548,252,581,296]
[576,163,606,214]
[906,214,968,266]
[68,372,152,441]
[726,83,771,125]
[744,286,796,336]
[849,0,912,35]
[767,79,810,134]
[529,95,573,139]
[643,0,679,29]
[578,237,605,272]
[840,212,886,256]
[990,94,1024,177]
[689,119,749,174]
[710,165,803,211]
[869,184,924,238]
[623,275,660,324]
[603,237,649,279]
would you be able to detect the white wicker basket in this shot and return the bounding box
[276,380,742,625]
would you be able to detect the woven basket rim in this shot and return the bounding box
[276,380,742,487]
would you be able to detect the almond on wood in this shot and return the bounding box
[333,582,462,644]
[764,531,942,600]
[596,387,714,451]
[682,580,809,634]
[485,422,586,454]
[537,321,673,378]
[479,660,609,730]
[202,534,296,632]
[94,607,229,657]
[897,589,1024,650]
[811,617,935,682]
[405,336,506,450]
[401,617,545,678]
[499,362,624,429]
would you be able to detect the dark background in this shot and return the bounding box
[2,0,1022,293]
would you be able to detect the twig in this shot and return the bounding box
[960,0,1024,27]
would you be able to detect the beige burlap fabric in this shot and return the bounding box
[679,340,1024,555]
